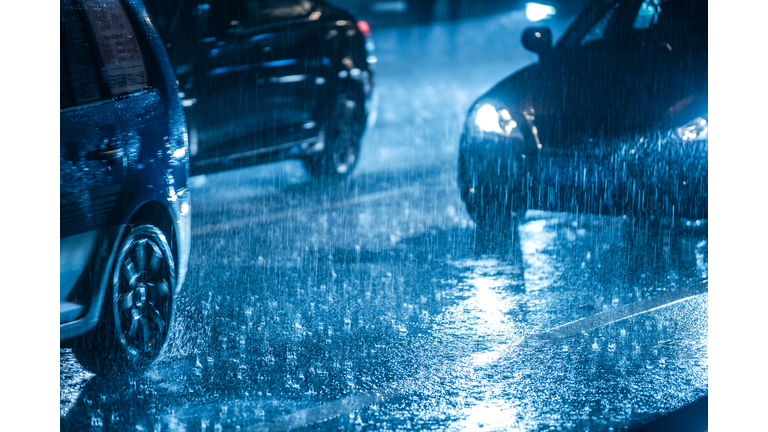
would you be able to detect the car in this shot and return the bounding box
[60,0,191,375]
[458,0,707,227]
[329,0,592,27]
[143,0,376,178]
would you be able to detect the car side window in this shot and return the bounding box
[632,0,660,29]
[556,0,622,49]
[61,0,104,106]
[82,0,150,95]
[580,2,620,45]
[615,0,705,52]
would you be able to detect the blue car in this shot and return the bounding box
[60,0,191,375]
[459,0,707,226]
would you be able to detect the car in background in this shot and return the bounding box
[61,0,191,375]
[458,0,707,227]
[329,0,592,27]
[143,0,375,178]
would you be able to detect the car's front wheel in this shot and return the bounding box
[72,224,176,376]
[462,184,527,227]
[458,148,527,229]
[303,93,364,180]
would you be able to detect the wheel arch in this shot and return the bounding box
[61,199,177,341]
[126,200,179,279]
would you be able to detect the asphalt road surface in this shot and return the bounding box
[60,10,708,431]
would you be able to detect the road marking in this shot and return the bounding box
[525,281,708,343]
[192,186,419,236]
[242,281,708,431]
[246,394,383,432]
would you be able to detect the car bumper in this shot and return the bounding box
[171,188,192,294]
[460,132,708,221]
[60,224,126,340]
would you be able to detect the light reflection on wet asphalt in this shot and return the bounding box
[60,12,707,432]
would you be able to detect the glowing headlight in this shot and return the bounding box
[676,116,708,142]
[473,104,520,137]
[526,3,556,22]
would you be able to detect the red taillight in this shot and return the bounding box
[357,20,371,38]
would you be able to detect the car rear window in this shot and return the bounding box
[82,0,150,95]
[60,0,104,106]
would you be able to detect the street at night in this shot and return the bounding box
[58,7,710,430]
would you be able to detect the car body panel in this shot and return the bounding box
[144,0,374,176]
[460,0,707,221]
[60,0,190,339]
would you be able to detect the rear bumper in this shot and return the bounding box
[60,224,125,340]
[61,191,191,341]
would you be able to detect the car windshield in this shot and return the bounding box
[556,0,707,52]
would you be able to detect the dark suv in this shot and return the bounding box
[60,0,191,375]
[144,0,376,178]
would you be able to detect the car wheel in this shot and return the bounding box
[458,150,526,229]
[463,185,526,227]
[72,224,176,376]
[303,93,364,180]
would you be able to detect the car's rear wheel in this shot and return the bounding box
[303,93,364,180]
[72,224,176,376]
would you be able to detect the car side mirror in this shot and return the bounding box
[522,27,553,59]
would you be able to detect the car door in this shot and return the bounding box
[247,0,325,148]
[81,0,170,201]
[144,0,325,172]
[60,0,125,323]
[195,0,323,156]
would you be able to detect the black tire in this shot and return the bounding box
[72,224,176,376]
[303,93,364,180]
[458,149,526,229]
[464,185,526,227]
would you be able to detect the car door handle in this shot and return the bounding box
[85,147,124,161]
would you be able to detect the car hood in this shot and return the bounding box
[479,53,707,138]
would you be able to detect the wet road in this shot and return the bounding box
[60,11,708,431]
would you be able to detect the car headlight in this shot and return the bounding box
[526,3,556,22]
[471,103,523,138]
[676,116,708,142]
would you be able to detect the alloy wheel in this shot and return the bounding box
[112,225,175,358]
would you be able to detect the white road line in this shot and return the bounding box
[246,394,383,432]
[242,281,708,431]
[192,186,419,237]
[526,281,708,343]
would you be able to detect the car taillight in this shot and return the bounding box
[357,20,371,38]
